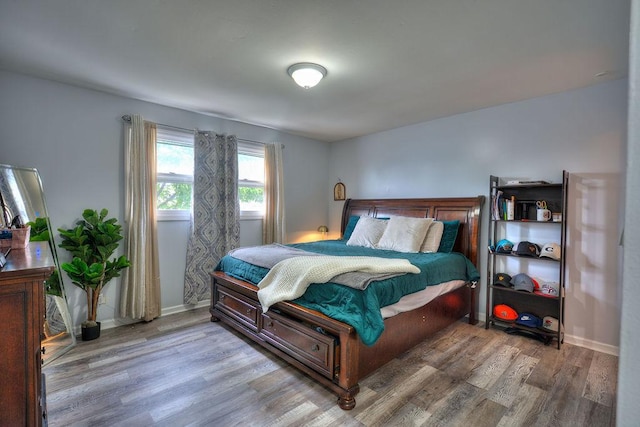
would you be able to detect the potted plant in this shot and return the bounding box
[58,208,131,341]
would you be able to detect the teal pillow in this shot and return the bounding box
[342,215,360,240]
[437,220,460,252]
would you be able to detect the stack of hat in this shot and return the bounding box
[493,306,563,333]
[497,240,562,260]
[494,272,560,297]
[491,268,563,335]
[495,309,563,331]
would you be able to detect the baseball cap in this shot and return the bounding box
[493,272,512,287]
[515,312,542,328]
[495,239,514,254]
[534,281,560,298]
[540,242,561,260]
[493,304,518,321]
[511,273,535,292]
[515,241,540,257]
[541,316,562,332]
[531,276,542,292]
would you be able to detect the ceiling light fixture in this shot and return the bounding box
[287,63,327,89]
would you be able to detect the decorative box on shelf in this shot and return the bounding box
[0,226,31,249]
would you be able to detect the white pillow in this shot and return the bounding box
[420,220,444,252]
[346,217,388,248]
[377,216,433,253]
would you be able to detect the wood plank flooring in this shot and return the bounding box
[43,307,617,426]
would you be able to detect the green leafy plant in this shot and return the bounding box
[58,209,131,327]
[27,216,50,242]
[27,216,63,297]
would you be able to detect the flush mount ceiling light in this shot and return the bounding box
[287,63,327,89]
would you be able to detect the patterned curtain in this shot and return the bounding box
[263,142,286,244]
[184,132,240,304]
[121,114,162,321]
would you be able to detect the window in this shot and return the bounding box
[155,130,265,220]
[238,141,265,218]
[156,127,194,221]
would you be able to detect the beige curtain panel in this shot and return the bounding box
[263,142,286,244]
[121,114,161,321]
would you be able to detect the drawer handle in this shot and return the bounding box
[267,321,274,328]
[311,344,320,352]
[219,294,225,300]
[246,308,252,314]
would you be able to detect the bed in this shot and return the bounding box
[210,196,484,409]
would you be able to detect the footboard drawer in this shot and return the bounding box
[260,311,336,379]
[215,285,259,332]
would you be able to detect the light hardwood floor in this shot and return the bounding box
[44,307,617,426]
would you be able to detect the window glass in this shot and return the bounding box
[238,142,265,217]
[156,128,194,220]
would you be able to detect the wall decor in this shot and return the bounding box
[334,182,346,201]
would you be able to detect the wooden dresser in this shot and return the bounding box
[0,242,54,427]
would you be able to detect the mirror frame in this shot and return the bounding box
[0,164,75,364]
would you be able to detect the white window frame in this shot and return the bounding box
[156,127,194,221]
[238,141,265,220]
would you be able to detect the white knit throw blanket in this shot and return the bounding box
[257,256,420,312]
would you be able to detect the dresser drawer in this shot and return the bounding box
[260,311,336,379]
[215,285,259,331]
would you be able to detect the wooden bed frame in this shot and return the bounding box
[210,196,484,409]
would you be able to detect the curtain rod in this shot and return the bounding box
[238,138,268,145]
[121,115,194,133]
[121,115,281,147]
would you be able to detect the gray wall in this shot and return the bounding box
[329,79,627,354]
[0,70,331,329]
[617,0,640,424]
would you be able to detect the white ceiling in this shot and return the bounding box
[0,0,630,142]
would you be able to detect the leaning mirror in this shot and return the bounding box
[0,164,75,364]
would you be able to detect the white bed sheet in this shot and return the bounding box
[380,279,467,319]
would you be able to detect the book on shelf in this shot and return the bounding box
[492,191,516,220]
[506,198,515,220]
[492,190,503,220]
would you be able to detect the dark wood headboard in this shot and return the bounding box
[340,196,485,267]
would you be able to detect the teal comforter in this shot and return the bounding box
[215,240,479,345]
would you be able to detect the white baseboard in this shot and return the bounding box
[73,300,210,337]
[563,334,619,356]
[160,300,210,316]
[476,311,619,356]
